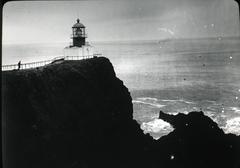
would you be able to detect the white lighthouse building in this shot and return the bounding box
[64,18,93,58]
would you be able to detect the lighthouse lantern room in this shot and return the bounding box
[64,18,93,57]
[71,18,86,47]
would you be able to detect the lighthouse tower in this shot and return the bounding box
[71,18,86,47]
[64,18,93,58]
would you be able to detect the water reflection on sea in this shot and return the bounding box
[94,37,240,138]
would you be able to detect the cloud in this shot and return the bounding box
[3,0,238,43]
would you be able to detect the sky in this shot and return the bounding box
[2,0,240,44]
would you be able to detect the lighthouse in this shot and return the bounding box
[71,18,86,47]
[64,18,93,58]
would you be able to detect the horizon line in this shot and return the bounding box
[2,36,240,45]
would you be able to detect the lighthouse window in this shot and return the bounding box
[77,28,82,35]
[77,31,81,35]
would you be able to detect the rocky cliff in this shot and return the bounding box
[2,57,240,168]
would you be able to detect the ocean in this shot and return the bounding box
[3,37,240,139]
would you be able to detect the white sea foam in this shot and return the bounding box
[204,100,217,104]
[141,118,174,136]
[221,117,240,135]
[182,100,196,104]
[161,99,179,102]
[137,97,158,101]
[160,99,195,104]
[170,111,190,115]
[136,97,196,105]
[132,100,165,108]
[204,111,216,117]
[230,107,240,114]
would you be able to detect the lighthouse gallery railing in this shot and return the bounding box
[2,53,102,71]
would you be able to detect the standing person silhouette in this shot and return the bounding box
[18,61,21,70]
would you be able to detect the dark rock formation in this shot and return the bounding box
[2,57,240,168]
[157,111,240,168]
[2,57,141,168]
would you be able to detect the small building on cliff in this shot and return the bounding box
[64,18,93,57]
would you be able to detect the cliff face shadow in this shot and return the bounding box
[2,57,240,168]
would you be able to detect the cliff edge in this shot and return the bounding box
[2,57,240,168]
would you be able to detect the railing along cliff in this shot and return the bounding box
[1,54,102,71]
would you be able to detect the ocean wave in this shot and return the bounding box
[221,117,240,136]
[132,100,165,108]
[202,100,217,103]
[137,97,158,101]
[230,107,240,114]
[160,99,195,104]
[161,99,179,102]
[133,97,240,136]
[204,111,216,117]
[135,97,196,105]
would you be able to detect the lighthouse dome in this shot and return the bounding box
[72,18,85,28]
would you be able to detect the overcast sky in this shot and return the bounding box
[2,0,239,44]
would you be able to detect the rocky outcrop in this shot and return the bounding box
[156,111,240,168]
[2,57,145,168]
[2,57,240,168]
